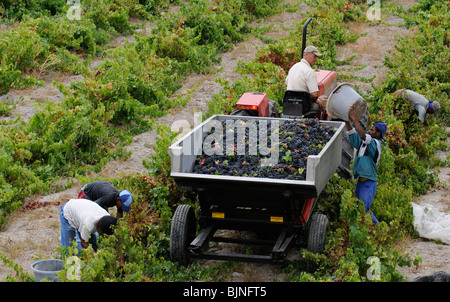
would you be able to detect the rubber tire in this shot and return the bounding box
[170,204,196,266]
[306,213,329,273]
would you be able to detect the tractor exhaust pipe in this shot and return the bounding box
[301,17,312,58]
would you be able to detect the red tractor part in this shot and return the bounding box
[234,92,269,116]
[315,69,337,97]
[232,92,279,117]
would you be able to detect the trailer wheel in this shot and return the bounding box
[306,213,329,273]
[170,204,196,266]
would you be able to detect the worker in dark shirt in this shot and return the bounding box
[78,180,133,218]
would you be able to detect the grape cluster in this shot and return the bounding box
[192,118,335,180]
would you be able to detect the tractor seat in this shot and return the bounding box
[282,90,317,118]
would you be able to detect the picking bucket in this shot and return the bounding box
[31,259,64,282]
[326,83,367,121]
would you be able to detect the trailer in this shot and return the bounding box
[168,115,345,271]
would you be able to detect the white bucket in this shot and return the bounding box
[326,83,367,121]
[31,259,64,282]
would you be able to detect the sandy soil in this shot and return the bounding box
[335,17,415,94]
[1,0,448,282]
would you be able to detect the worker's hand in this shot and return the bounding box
[81,238,89,249]
[317,95,327,108]
[348,105,358,122]
[316,99,323,108]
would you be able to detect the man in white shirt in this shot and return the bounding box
[394,89,441,123]
[285,45,325,112]
[60,198,118,252]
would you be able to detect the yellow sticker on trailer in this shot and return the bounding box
[212,212,225,219]
[270,216,283,223]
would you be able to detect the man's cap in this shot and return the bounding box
[98,215,118,235]
[119,190,133,212]
[304,45,322,56]
[373,121,387,139]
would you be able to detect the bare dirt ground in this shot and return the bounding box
[1,0,448,282]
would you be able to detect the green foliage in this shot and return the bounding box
[58,221,220,281]
[2,0,447,283]
[27,15,99,55]
[138,0,176,16]
[0,99,14,116]
[288,189,411,282]
[0,129,45,226]
[83,0,141,35]
[103,39,188,112]
[0,0,67,20]
[0,24,50,72]
[147,25,220,74]
[0,0,168,95]
[143,123,177,179]
[0,252,34,282]
[0,61,21,95]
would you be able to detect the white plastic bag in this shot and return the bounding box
[412,202,450,244]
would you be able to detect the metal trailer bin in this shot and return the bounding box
[168,115,345,269]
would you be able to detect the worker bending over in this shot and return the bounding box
[60,198,118,252]
[78,180,133,218]
[394,89,441,123]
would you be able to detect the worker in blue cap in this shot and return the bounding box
[345,105,387,224]
[394,89,441,123]
[78,180,133,218]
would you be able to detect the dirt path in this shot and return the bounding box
[2,0,447,282]
[335,15,414,94]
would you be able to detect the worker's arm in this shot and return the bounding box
[306,70,322,107]
[80,223,92,249]
[347,105,366,140]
